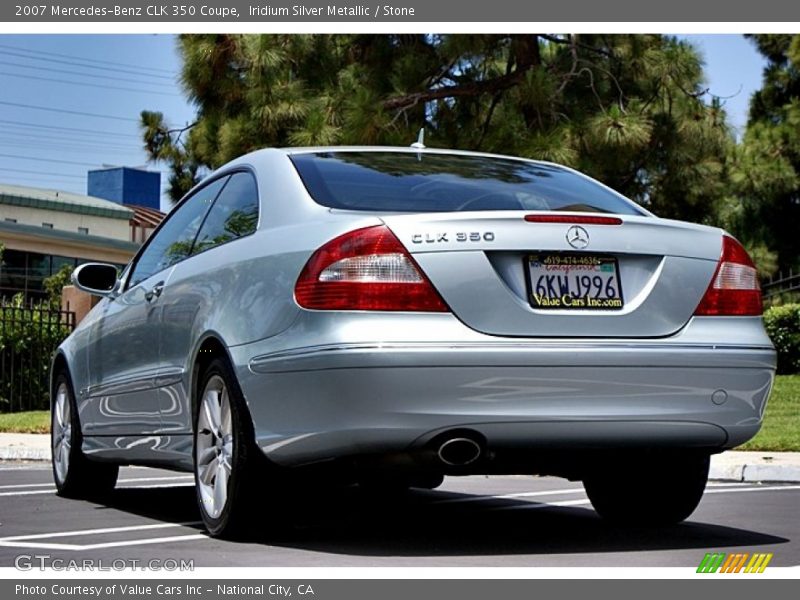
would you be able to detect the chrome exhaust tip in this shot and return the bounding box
[437,437,482,466]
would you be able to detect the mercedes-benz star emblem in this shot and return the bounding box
[566,225,589,249]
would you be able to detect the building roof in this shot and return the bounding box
[0,182,133,220]
[129,204,166,228]
[0,219,140,253]
[89,165,159,174]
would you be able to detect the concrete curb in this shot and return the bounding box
[1,434,799,483]
[0,447,50,461]
[0,433,51,462]
[708,450,800,483]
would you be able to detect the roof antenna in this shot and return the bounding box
[410,128,425,161]
[410,128,426,150]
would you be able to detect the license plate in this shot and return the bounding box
[526,254,624,310]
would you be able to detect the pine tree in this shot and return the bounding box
[726,35,800,276]
[143,33,731,226]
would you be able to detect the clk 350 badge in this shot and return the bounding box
[411,232,496,244]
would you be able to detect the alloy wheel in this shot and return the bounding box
[195,375,234,519]
[52,382,71,484]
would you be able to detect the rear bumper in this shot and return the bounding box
[228,314,776,468]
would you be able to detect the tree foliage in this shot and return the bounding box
[725,35,800,276]
[43,264,73,308]
[764,304,800,374]
[142,33,731,225]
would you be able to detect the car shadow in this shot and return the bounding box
[92,484,201,524]
[90,483,790,557]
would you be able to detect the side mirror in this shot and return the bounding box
[71,263,119,297]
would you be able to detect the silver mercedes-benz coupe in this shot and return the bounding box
[52,147,776,537]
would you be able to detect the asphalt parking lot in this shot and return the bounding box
[0,463,798,568]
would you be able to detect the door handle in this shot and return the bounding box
[144,281,165,302]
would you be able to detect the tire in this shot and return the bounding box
[583,452,710,526]
[193,356,264,538]
[51,371,118,499]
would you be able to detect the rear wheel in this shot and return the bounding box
[51,371,118,498]
[583,452,710,525]
[193,357,264,538]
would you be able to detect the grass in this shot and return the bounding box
[0,410,50,434]
[0,375,798,450]
[740,374,800,452]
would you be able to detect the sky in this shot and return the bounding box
[0,34,768,212]
[0,34,194,211]
[682,34,768,137]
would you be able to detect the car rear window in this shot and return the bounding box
[290,151,645,215]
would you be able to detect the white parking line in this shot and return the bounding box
[435,488,586,504]
[118,475,193,483]
[0,482,57,490]
[0,478,195,496]
[0,540,85,551]
[118,482,195,490]
[0,489,56,497]
[438,483,800,509]
[1,481,797,552]
[0,535,208,551]
[492,499,594,511]
[705,485,800,494]
[79,534,208,550]
[0,522,205,551]
[0,521,202,542]
[0,475,193,490]
[0,484,195,497]
[488,485,800,511]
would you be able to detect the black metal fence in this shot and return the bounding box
[763,270,800,300]
[0,300,75,413]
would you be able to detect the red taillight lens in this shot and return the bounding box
[295,225,449,312]
[694,236,762,316]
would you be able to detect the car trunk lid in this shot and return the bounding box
[382,211,722,338]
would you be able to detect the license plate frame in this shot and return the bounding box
[524,253,625,311]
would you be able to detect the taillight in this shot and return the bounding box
[694,236,762,316]
[295,225,449,312]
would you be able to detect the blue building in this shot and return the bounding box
[87,167,161,211]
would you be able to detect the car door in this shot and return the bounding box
[82,177,229,435]
[158,171,260,433]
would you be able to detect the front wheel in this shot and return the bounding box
[193,357,264,538]
[583,452,710,526]
[51,371,118,498]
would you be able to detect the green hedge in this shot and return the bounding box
[764,304,800,374]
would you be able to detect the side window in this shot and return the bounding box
[192,172,259,255]
[127,177,228,288]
